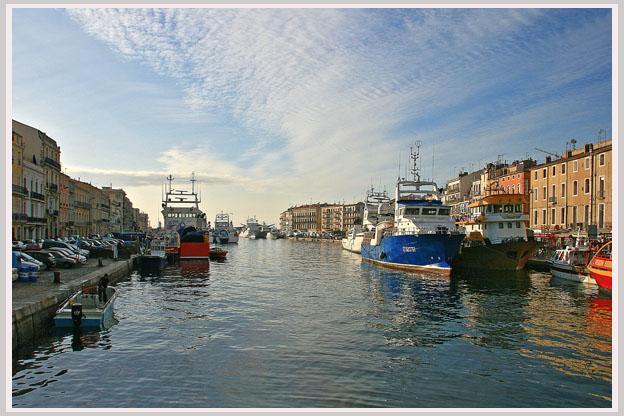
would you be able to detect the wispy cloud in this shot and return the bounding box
[30,8,613,222]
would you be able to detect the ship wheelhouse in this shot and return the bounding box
[464,194,529,244]
[393,179,455,236]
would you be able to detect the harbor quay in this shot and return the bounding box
[12,256,137,356]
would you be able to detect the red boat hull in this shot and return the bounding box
[587,245,612,292]
[588,266,612,291]
[179,241,210,259]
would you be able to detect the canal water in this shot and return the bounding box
[12,239,612,408]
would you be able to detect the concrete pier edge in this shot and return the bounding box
[12,255,138,353]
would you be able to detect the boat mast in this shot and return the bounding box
[166,174,174,196]
[410,141,421,182]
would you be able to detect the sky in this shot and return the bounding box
[11,7,612,227]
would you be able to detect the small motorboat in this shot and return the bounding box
[140,238,167,270]
[587,241,612,292]
[209,247,228,261]
[548,231,594,285]
[54,284,117,328]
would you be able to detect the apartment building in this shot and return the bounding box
[321,205,343,233]
[529,139,612,233]
[12,130,27,240]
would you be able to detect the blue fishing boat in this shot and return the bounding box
[361,142,464,275]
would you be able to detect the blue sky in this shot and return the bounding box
[12,8,612,226]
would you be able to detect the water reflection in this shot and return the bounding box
[12,240,611,408]
[179,259,211,278]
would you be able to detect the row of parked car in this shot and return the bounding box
[287,230,344,240]
[12,235,128,272]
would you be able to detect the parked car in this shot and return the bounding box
[12,251,41,271]
[47,251,77,268]
[12,241,26,250]
[47,247,87,264]
[43,240,89,258]
[24,250,56,270]
[14,251,44,268]
[21,239,42,250]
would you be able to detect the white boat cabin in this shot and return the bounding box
[463,194,529,245]
[393,180,455,236]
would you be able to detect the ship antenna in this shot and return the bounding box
[190,172,196,195]
[432,142,435,183]
[398,151,401,181]
[410,141,421,182]
[166,174,174,193]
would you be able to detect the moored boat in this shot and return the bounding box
[54,285,117,328]
[244,217,271,239]
[360,143,464,275]
[342,225,364,253]
[342,187,393,254]
[548,234,594,285]
[453,192,537,271]
[213,212,239,244]
[140,237,167,270]
[209,247,228,260]
[587,241,612,292]
[161,174,210,259]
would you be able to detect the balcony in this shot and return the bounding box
[13,213,28,222]
[47,183,59,193]
[12,184,28,196]
[47,208,59,216]
[74,201,92,209]
[28,216,47,224]
[66,221,74,226]
[44,157,61,170]
[548,196,557,204]
[30,191,45,201]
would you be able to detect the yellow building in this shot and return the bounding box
[12,130,27,240]
[71,178,93,237]
[529,139,612,234]
[13,120,61,238]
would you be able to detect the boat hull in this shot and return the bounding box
[179,241,210,259]
[139,255,167,270]
[550,263,596,285]
[454,240,537,271]
[361,234,464,275]
[228,234,239,244]
[587,265,612,291]
[54,287,116,328]
[341,236,363,253]
[250,230,268,239]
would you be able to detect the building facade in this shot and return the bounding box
[443,170,482,219]
[101,187,126,233]
[91,185,111,236]
[72,178,93,237]
[321,205,343,233]
[22,159,46,240]
[13,120,62,237]
[58,172,71,237]
[12,130,28,240]
[279,210,293,232]
[137,212,150,231]
[529,139,612,233]
[342,202,364,231]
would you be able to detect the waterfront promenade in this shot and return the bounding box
[12,256,136,354]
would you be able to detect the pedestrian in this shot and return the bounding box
[98,274,110,303]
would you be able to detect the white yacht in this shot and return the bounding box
[244,217,271,239]
[341,187,393,254]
